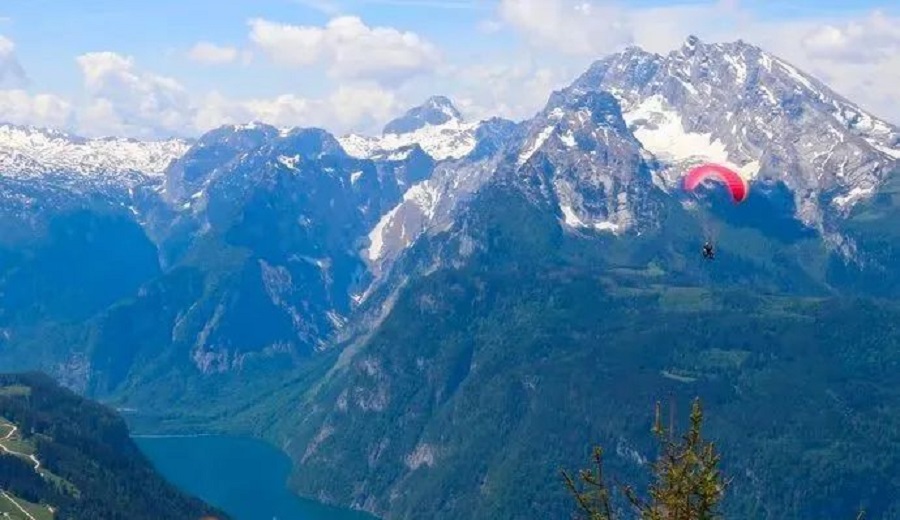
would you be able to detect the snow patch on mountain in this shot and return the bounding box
[622,95,760,180]
[0,124,188,180]
[869,142,900,159]
[833,186,875,208]
[569,36,899,223]
[559,204,621,234]
[366,178,442,262]
[559,204,583,227]
[367,207,403,263]
[277,154,301,170]
[363,149,505,277]
[723,53,747,85]
[510,90,659,238]
[339,119,478,161]
[774,58,817,94]
[404,181,440,220]
[339,97,480,161]
[518,126,555,166]
[829,101,900,159]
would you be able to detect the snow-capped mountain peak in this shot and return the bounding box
[564,35,899,227]
[338,96,479,161]
[383,95,462,135]
[359,36,900,281]
[0,123,189,182]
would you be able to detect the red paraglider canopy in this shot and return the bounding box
[682,163,749,203]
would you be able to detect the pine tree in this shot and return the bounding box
[562,398,727,520]
[563,398,867,520]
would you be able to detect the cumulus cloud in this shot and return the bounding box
[756,14,900,124]
[194,84,399,134]
[2,5,899,141]
[494,0,748,56]
[75,51,195,137]
[326,84,399,130]
[0,36,72,129]
[248,16,440,85]
[65,49,403,137]
[0,35,27,87]
[186,42,242,65]
[447,59,576,122]
[497,0,631,55]
[0,89,73,128]
[800,10,900,63]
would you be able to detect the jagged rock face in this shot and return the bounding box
[162,123,280,205]
[3,35,900,402]
[382,95,462,134]
[354,145,436,231]
[156,128,375,362]
[361,89,665,280]
[511,90,662,235]
[362,119,519,277]
[338,97,483,161]
[563,36,900,229]
[361,37,900,283]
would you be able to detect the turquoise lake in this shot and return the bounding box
[135,435,375,520]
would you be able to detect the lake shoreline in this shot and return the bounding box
[130,433,216,438]
[135,434,376,520]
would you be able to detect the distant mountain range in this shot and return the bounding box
[0,35,899,520]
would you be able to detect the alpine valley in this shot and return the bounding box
[2,36,900,519]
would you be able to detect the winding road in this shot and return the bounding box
[0,423,44,520]
[0,425,40,471]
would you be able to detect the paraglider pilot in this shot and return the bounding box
[682,163,749,263]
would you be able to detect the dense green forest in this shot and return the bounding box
[264,185,900,520]
[0,372,227,520]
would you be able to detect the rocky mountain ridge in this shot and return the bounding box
[1,34,899,403]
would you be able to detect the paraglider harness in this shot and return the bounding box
[702,241,715,260]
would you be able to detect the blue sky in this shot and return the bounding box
[0,0,898,138]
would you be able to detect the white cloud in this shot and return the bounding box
[448,59,575,122]
[497,0,631,55]
[187,42,241,65]
[327,84,399,130]
[800,10,900,63]
[491,1,900,124]
[194,84,399,135]
[476,19,503,34]
[495,0,746,56]
[0,36,71,129]
[248,16,440,85]
[1,4,898,142]
[75,51,195,138]
[756,16,900,124]
[625,1,746,54]
[0,89,72,128]
[0,34,27,87]
[67,49,403,137]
